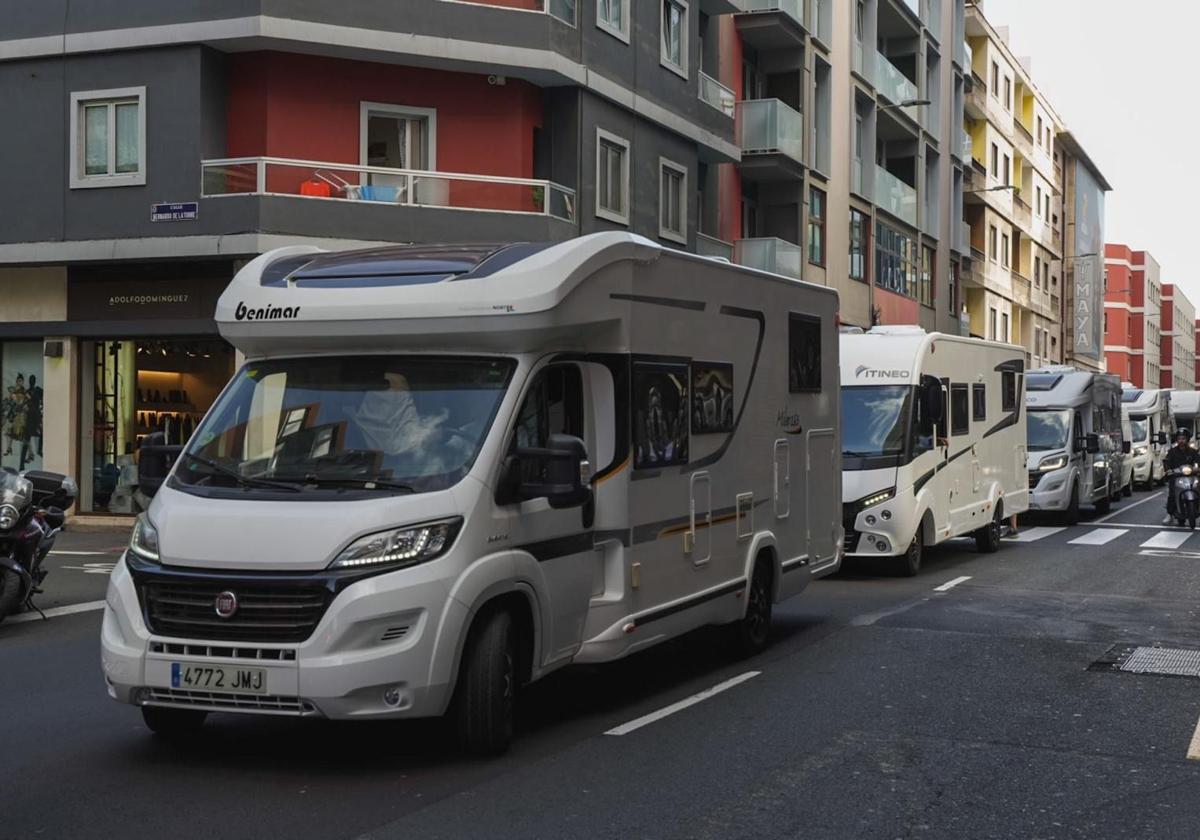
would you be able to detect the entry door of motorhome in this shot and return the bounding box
[501,364,597,662]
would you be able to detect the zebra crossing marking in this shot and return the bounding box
[1067,528,1128,546]
[1006,526,1064,543]
[1139,531,1193,550]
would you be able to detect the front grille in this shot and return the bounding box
[145,688,316,716]
[138,578,332,643]
[844,530,862,553]
[1028,471,1043,489]
[149,641,297,661]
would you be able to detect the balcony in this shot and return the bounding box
[874,166,918,227]
[735,0,807,50]
[875,52,919,121]
[1013,116,1035,158]
[736,99,805,180]
[734,237,803,279]
[851,157,870,199]
[1013,194,1032,230]
[960,128,972,161]
[200,157,577,242]
[953,220,970,254]
[700,71,736,118]
[697,233,734,261]
[453,0,577,25]
[1012,270,1032,308]
[965,73,987,120]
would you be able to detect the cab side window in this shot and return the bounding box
[513,366,584,481]
[1073,411,1083,450]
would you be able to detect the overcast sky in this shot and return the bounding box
[980,0,1196,302]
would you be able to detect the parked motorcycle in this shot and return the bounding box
[0,469,78,624]
[1168,465,1200,530]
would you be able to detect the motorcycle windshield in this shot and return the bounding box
[0,472,32,511]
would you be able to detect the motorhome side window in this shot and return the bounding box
[788,313,822,393]
[513,365,585,473]
[633,360,689,469]
[1001,371,1017,411]
[950,384,969,436]
[972,383,986,421]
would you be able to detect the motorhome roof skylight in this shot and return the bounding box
[1026,373,1063,391]
[259,243,547,288]
[1122,389,1144,402]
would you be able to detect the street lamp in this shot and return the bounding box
[965,184,1017,195]
[878,99,931,112]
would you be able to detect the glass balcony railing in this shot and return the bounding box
[874,166,917,227]
[736,99,804,164]
[453,0,577,25]
[957,221,971,253]
[851,157,870,199]
[964,40,973,71]
[734,237,803,279]
[742,0,804,27]
[900,0,919,17]
[699,71,736,118]
[875,52,918,115]
[960,128,972,160]
[200,157,577,222]
[697,233,734,261]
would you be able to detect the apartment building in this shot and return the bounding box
[730,0,966,331]
[961,3,1062,365]
[1103,244,1163,388]
[1160,284,1196,391]
[0,0,745,514]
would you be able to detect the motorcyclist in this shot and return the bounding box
[1163,428,1200,522]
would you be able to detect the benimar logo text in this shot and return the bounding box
[234,302,301,321]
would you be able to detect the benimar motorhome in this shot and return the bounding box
[839,327,1028,577]
[100,233,843,753]
[1170,391,1200,440]
[1122,386,1174,486]
[1027,367,1125,522]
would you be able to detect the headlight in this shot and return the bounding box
[0,504,19,531]
[1038,454,1068,472]
[857,488,896,510]
[1185,466,1194,476]
[329,517,462,571]
[129,514,160,562]
[1134,445,1148,456]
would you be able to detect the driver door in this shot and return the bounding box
[498,364,596,663]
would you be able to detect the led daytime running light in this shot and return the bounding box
[859,488,895,509]
[330,518,461,571]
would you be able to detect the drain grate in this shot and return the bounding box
[1090,644,1200,680]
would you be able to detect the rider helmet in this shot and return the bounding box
[1177,427,1192,442]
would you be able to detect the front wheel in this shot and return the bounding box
[730,559,774,657]
[897,530,923,577]
[975,508,1002,554]
[0,567,23,625]
[454,609,516,756]
[142,706,207,737]
[1064,483,1081,526]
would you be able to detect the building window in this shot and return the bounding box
[661,0,688,77]
[1001,233,1009,268]
[597,0,630,41]
[875,222,918,298]
[991,143,999,178]
[658,158,687,244]
[808,187,826,266]
[361,103,436,171]
[849,208,869,282]
[596,129,631,224]
[949,260,959,315]
[991,61,999,96]
[989,225,998,262]
[919,244,933,308]
[989,307,997,340]
[1035,186,1042,217]
[1002,154,1010,186]
[1036,115,1043,145]
[70,87,146,189]
[1001,311,1009,341]
[1003,76,1012,111]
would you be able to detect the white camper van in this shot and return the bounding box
[100,233,843,753]
[1027,367,1124,522]
[839,327,1028,576]
[1122,386,1174,486]
[1170,391,1200,439]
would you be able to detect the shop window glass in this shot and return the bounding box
[1,342,46,472]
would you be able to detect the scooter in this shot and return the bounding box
[0,469,77,624]
[1168,465,1200,530]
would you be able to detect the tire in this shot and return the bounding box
[142,706,207,737]
[1123,482,1133,498]
[731,559,774,657]
[0,568,23,625]
[897,530,923,577]
[1064,483,1080,526]
[975,508,1002,554]
[454,609,516,756]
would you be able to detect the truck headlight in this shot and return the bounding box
[329,518,462,571]
[129,514,160,562]
[1038,454,1068,472]
[1134,445,1148,456]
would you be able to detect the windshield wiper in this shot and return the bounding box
[842,450,880,458]
[276,475,417,493]
[181,452,302,493]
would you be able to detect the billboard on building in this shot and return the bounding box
[1073,162,1106,361]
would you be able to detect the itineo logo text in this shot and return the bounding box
[234,301,301,321]
[854,365,910,379]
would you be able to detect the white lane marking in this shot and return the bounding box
[604,671,761,736]
[1189,713,1200,761]
[60,562,116,575]
[933,575,972,592]
[1093,491,1164,523]
[1091,522,1194,532]
[1006,526,1064,543]
[1139,549,1200,559]
[49,550,115,556]
[1068,528,1128,546]
[5,599,106,625]
[1140,531,1193,550]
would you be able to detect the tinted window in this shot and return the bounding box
[1002,371,1018,409]
[514,365,584,484]
[973,383,987,421]
[951,384,969,435]
[633,360,689,469]
[788,313,822,393]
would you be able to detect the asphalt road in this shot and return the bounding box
[4,491,1200,840]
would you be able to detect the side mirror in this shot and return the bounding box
[138,432,183,499]
[497,433,592,508]
[1158,431,1170,446]
[1122,440,1132,455]
[1085,433,1100,455]
[919,375,944,434]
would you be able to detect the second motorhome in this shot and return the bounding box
[1123,386,1173,486]
[840,327,1028,576]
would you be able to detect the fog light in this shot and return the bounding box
[130,687,147,705]
[877,541,888,552]
[881,510,892,520]
[866,535,876,545]
[865,514,876,526]
[383,687,403,707]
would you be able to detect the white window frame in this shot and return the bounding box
[359,102,438,171]
[660,0,689,80]
[595,128,631,225]
[597,0,631,43]
[658,157,688,245]
[69,86,146,189]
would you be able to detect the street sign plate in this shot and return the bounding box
[151,202,199,222]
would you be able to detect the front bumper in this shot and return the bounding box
[101,554,458,720]
[843,491,914,558]
[1133,454,1152,483]
[1028,466,1072,510]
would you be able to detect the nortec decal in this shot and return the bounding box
[234,301,301,321]
[855,365,910,379]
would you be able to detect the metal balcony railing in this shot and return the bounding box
[200,157,577,222]
[734,237,803,279]
[699,71,736,117]
[736,99,804,164]
[874,166,917,227]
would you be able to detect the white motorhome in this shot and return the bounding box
[1170,391,1200,440]
[100,233,842,753]
[839,327,1028,576]
[1027,367,1124,522]
[1122,386,1174,486]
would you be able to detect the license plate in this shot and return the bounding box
[170,662,267,694]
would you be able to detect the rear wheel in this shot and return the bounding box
[1123,481,1133,498]
[454,609,516,756]
[142,706,207,738]
[730,559,774,657]
[0,568,23,625]
[975,508,1003,554]
[1064,483,1080,526]
[897,530,923,577]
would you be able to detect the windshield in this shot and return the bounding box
[1129,416,1149,443]
[841,386,913,459]
[174,355,515,496]
[1027,409,1072,452]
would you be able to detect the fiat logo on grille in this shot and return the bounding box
[214,591,239,619]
